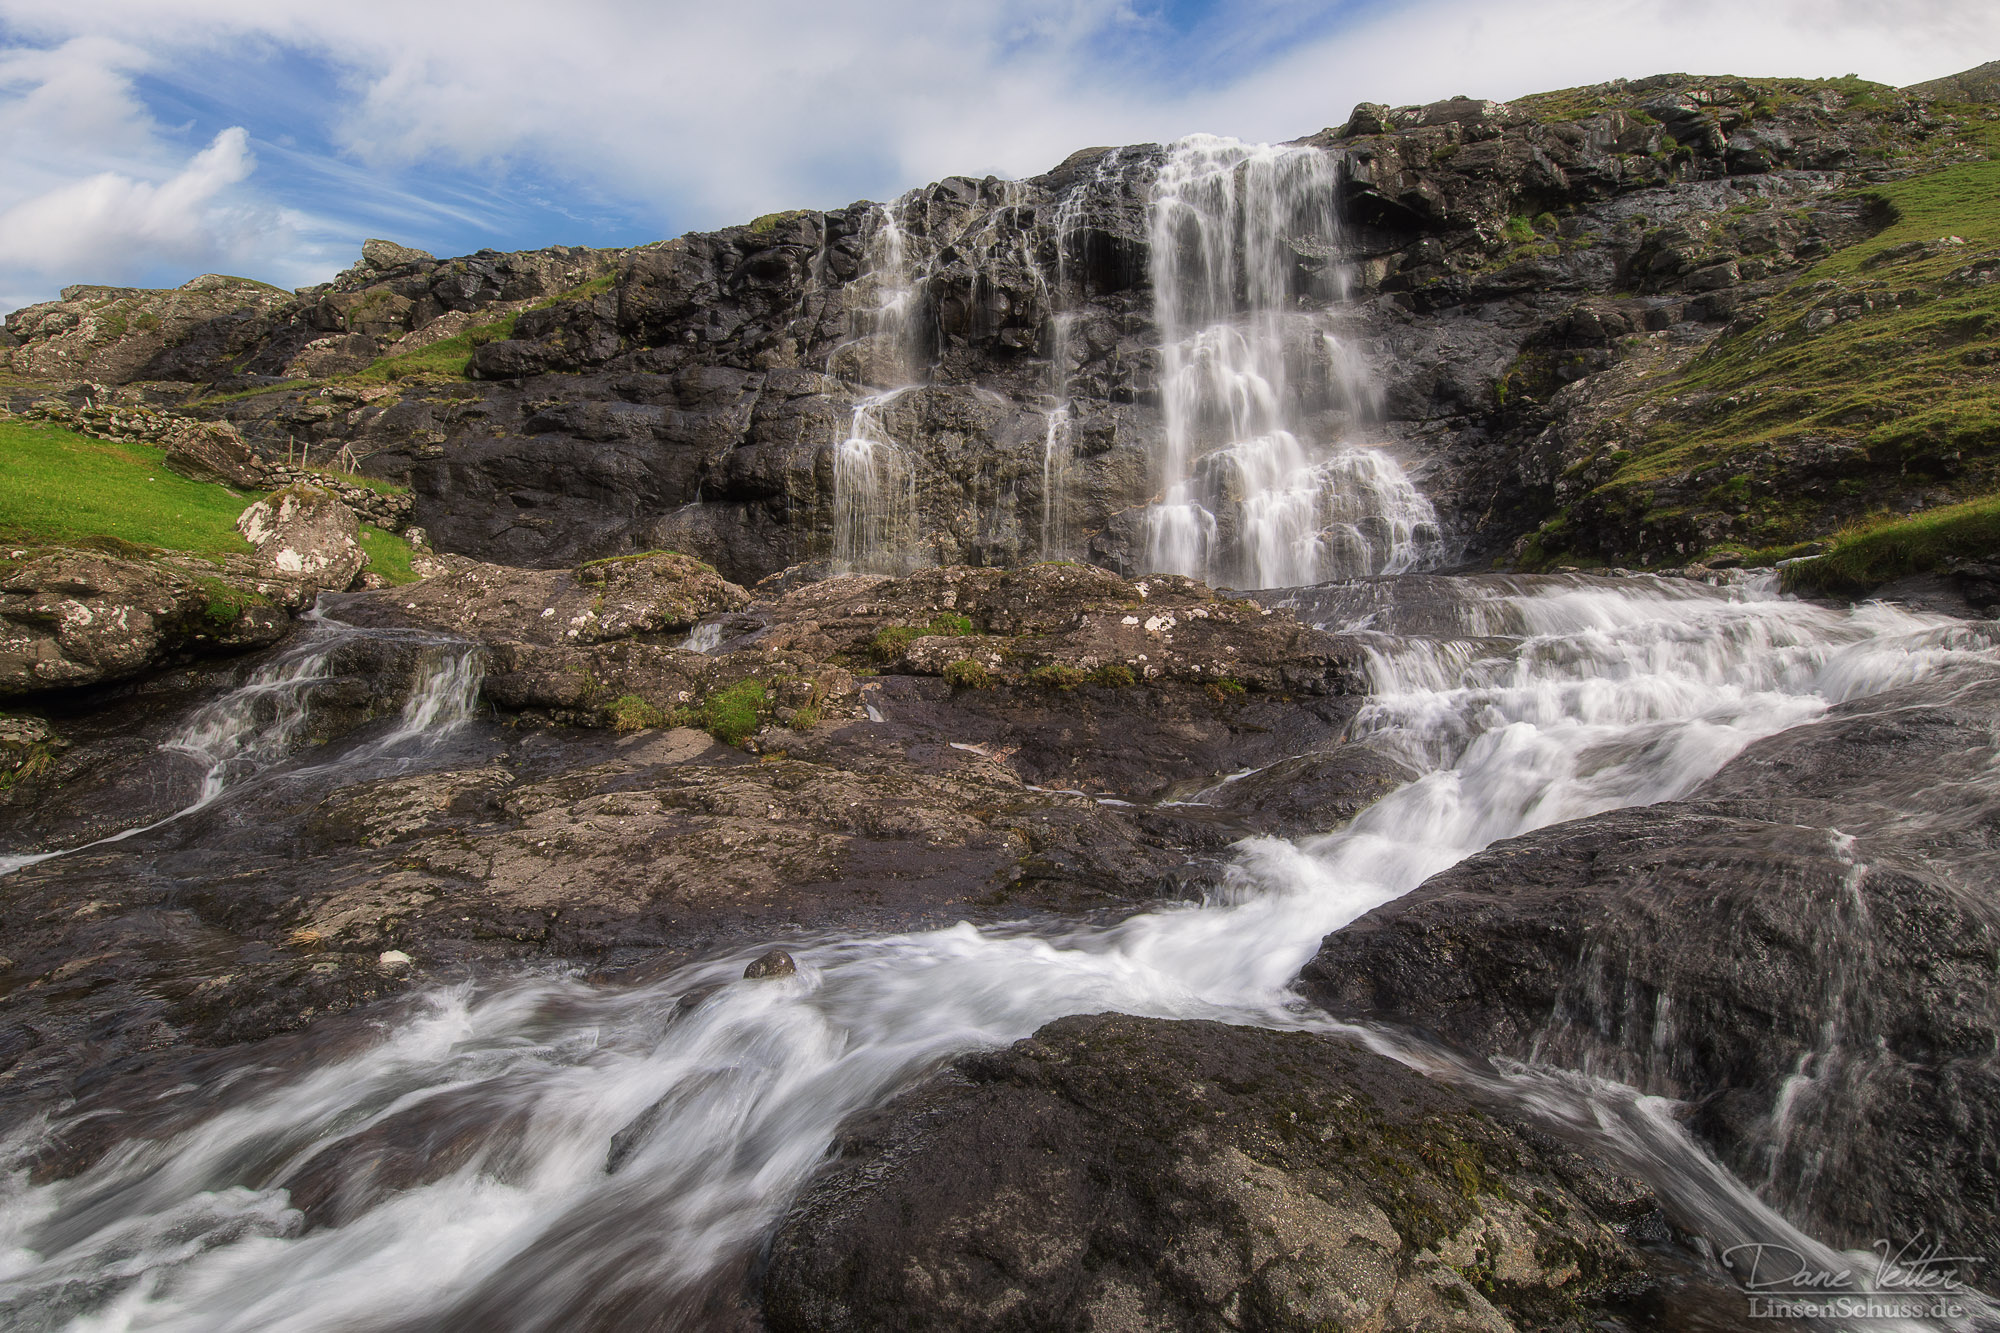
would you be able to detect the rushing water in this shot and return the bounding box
[0,574,1992,1330]
[1145,136,1442,587]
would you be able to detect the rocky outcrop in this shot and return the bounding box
[1,275,297,384]
[0,548,289,696]
[0,247,622,389]
[367,549,749,646]
[1299,661,2000,1269]
[236,484,367,588]
[762,1013,1728,1332]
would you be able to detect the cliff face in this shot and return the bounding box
[5,69,1996,584]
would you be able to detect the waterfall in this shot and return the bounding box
[1039,401,1073,559]
[830,387,920,574]
[828,204,925,575]
[3,577,1992,1329]
[1144,136,1441,588]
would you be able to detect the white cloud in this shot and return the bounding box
[0,127,263,276]
[0,0,1996,311]
[1189,0,2000,142]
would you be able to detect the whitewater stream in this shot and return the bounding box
[0,573,1995,1330]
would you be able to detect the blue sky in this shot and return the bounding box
[0,0,1993,313]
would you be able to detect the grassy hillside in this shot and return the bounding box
[1521,99,2000,577]
[0,419,256,555]
[0,418,418,581]
[1782,494,2000,594]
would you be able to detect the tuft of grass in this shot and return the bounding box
[328,470,410,496]
[358,527,420,585]
[869,612,978,661]
[1204,678,1247,706]
[1781,494,2000,594]
[702,679,768,746]
[928,611,974,636]
[1026,662,1086,691]
[942,658,991,689]
[609,693,668,732]
[1088,663,1137,688]
[0,419,254,555]
[190,575,269,625]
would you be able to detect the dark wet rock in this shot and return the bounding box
[0,548,289,697]
[743,948,795,979]
[281,1081,532,1228]
[1193,745,1417,837]
[762,1013,1730,1332]
[1300,661,2000,1270]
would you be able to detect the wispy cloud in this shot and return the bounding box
[0,0,1995,312]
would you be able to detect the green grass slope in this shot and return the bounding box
[0,417,419,581]
[0,418,256,555]
[1533,104,2000,576]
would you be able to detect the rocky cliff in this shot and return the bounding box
[7,68,1998,588]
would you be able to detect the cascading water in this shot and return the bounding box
[829,387,920,575]
[0,610,483,880]
[3,576,1992,1331]
[1145,136,1441,588]
[1039,402,1074,559]
[828,204,925,575]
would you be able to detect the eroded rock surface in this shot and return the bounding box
[0,548,290,696]
[762,1014,1733,1332]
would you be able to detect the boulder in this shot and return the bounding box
[235,485,367,589]
[762,1014,1728,1332]
[161,417,268,489]
[743,948,796,979]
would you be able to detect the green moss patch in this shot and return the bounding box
[870,612,978,661]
